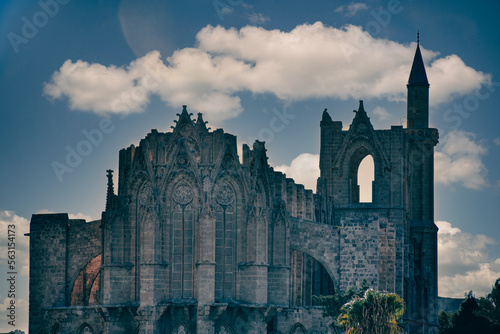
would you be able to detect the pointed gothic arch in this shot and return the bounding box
[70,254,101,306]
[78,324,94,334]
[170,181,196,299]
[171,322,191,334]
[213,180,237,300]
[289,323,307,334]
[358,154,374,203]
[216,323,235,334]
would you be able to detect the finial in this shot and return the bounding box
[417,29,419,45]
[321,108,332,122]
[106,169,114,211]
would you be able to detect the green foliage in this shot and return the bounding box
[438,279,500,334]
[314,280,405,334]
[313,279,370,319]
[337,289,406,334]
[476,278,500,327]
[438,310,452,334]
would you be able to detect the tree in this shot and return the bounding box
[314,279,370,320]
[438,283,500,334]
[438,310,452,334]
[477,277,500,327]
[337,289,406,334]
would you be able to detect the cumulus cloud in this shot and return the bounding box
[274,153,320,190]
[0,211,30,332]
[0,297,28,333]
[335,2,369,17]
[44,23,491,121]
[248,12,270,24]
[373,106,390,120]
[0,211,30,277]
[435,130,488,189]
[36,209,94,222]
[437,221,500,297]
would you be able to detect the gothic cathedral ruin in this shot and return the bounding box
[29,41,438,333]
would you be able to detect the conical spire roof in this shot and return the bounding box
[321,108,332,122]
[408,37,429,86]
[195,112,209,133]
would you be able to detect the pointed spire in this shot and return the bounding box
[195,112,209,133]
[173,105,194,130]
[408,34,429,86]
[321,108,332,122]
[357,100,366,113]
[106,169,114,211]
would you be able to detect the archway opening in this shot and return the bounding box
[358,155,374,203]
[71,254,101,306]
[290,250,335,306]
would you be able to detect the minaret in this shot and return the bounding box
[405,32,439,333]
[407,31,430,129]
[407,33,435,222]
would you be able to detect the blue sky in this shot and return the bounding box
[1,0,500,332]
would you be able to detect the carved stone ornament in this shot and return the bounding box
[177,154,189,168]
[173,185,193,205]
[79,325,93,334]
[139,184,153,207]
[221,154,233,170]
[215,184,234,206]
[173,324,187,334]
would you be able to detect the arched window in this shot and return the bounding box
[348,147,374,204]
[172,184,195,298]
[216,323,235,334]
[214,182,236,300]
[171,323,190,334]
[78,324,93,334]
[358,155,374,203]
[289,323,306,334]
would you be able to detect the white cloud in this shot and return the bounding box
[373,106,390,120]
[436,221,500,298]
[435,130,488,190]
[44,23,491,122]
[248,13,270,24]
[221,7,233,16]
[0,211,30,276]
[335,2,369,17]
[0,297,28,333]
[493,137,500,146]
[0,211,30,333]
[36,209,94,222]
[274,153,319,191]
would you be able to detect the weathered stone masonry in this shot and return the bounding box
[29,41,438,333]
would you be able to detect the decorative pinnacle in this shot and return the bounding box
[358,100,365,113]
[106,169,114,211]
[417,29,420,45]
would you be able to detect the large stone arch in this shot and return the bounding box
[70,254,101,306]
[289,218,340,290]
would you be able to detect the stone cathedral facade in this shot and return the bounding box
[29,42,438,333]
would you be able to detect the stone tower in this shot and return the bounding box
[405,38,439,333]
[316,38,439,332]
